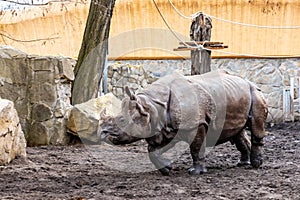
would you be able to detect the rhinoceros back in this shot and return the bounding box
[188,71,253,130]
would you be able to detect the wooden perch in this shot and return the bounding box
[174,43,228,51]
[179,41,224,46]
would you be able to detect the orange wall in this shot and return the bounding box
[0,0,300,59]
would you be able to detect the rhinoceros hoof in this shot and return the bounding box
[159,167,171,176]
[237,160,251,167]
[250,155,263,168]
[158,164,172,176]
[188,165,207,175]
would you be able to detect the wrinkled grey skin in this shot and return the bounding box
[100,70,268,176]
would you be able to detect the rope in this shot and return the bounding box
[153,0,300,58]
[167,0,300,29]
[152,0,204,50]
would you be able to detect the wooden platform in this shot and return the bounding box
[174,41,228,51]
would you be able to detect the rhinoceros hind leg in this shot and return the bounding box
[249,89,267,168]
[249,117,265,168]
[188,125,207,175]
[250,136,264,168]
[234,130,251,166]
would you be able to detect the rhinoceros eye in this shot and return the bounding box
[117,117,127,127]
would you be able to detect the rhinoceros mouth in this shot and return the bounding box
[100,130,119,140]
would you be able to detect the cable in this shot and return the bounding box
[153,0,300,58]
[208,15,300,29]
[167,0,300,29]
[152,0,204,50]
[202,48,300,58]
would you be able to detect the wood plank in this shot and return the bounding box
[179,41,224,46]
[177,45,228,49]
[174,46,228,51]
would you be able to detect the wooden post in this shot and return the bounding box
[190,13,212,75]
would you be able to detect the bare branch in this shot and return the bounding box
[0,0,79,6]
[0,32,59,43]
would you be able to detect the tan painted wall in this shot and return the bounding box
[0,1,89,58]
[0,0,300,59]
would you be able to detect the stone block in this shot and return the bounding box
[0,99,26,165]
[30,82,57,104]
[0,58,29,85]
[31,103,53,122]
[47,118,70,145]
[0,46,27,58]
[57,58,75,81]
[33,70,54,84]
[27,122,50,146]
[54,99,67,118]
[266,91,283,108]
[67,93,121,143]
[29,56,55,72]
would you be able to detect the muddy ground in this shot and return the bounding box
[0,123,299,200]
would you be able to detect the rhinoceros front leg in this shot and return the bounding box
[148,143,175,176]
[188,125,207,175]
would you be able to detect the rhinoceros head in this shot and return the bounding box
[100,112,141,145]
[100,87,158,145]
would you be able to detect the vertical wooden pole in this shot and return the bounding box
[190,13,212,75]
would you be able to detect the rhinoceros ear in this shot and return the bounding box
[125,86,136,100]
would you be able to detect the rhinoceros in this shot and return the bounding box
[100,70,268,175]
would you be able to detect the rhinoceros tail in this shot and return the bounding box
[248,84,254,123]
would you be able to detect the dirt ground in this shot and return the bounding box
[0,122,299,200]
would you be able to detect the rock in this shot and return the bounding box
[57,58,75,81]
[31,103,53,122]
[48,117,71,145]
[67,93,121,143]
[0,46,74,146]
[27,122,49,146]
[30,82,57,104]
[0,99,26,165]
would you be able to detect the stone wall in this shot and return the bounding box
[0,46,75,146]
[107,58,300,123]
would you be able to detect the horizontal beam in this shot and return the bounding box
[179,41,224,46]
[174,45,228,51]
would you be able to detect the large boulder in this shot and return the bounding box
[0,99,26,165]
[67,93,121,143]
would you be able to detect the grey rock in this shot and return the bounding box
[67,93,121,143]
